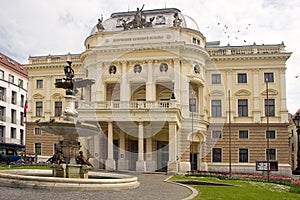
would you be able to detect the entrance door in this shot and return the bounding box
[157,141,169,172]
[113,140,119,170]
[190,153,198,170]
[190,142,198,170]
[128,140,138,171]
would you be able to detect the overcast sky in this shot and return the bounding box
[0,0,299,113]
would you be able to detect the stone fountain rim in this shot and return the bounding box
[0,169,140,190]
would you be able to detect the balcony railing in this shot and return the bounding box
[78,100,181,110]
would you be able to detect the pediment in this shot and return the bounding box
[262,89,278,96]
[32,93,44,99]
[235,89,251,96]
[52,93,64,99]
[210,90,224,96]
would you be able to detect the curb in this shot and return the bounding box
[164,175,198,200]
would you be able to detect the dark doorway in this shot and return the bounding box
[190,153,198,170]
[156,141,169,172]
[128,140,138,171]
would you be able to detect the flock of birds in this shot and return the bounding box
[205,21,252,44]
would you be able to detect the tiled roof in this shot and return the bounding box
[0,52,28,76]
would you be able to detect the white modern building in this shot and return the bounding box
[0,52,28,157]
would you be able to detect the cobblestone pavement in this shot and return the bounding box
[0,172,193,200]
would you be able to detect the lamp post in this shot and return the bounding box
[265,78,270,182]
[190,91,196,170]
[292,112,300,175]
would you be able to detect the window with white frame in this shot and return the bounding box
[239,148,249,162]
[238,99,248,117]
[237,73,247,83]
[211,100,222,117]
[212,74,221,84]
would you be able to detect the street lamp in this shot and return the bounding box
[292,112,300,175]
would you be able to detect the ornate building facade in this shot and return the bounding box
[24,8,292,175]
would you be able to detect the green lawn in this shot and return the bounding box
[171,175,300,200]
[0,164,51,170]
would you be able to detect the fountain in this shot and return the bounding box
[0,61,139,190]
[36,61,97,179]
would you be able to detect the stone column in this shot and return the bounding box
[45,76,51,120]
[146,60,155,101]
[280,68,288,122]
[105,121,115,170]
[173,59,181,101]
[181,74,189,117]
[145,137,155,171]
[94,63,102,101]
[168,122,178,174]
[118,130,128,170]
[226,70,234,122]
[253,69,260,122]
[136,122,146,171]
[120,61,129,101]
[93,134,100,169]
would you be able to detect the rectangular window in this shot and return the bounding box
[55,79,62,88]
[21,95,24,107]
[20,129,24,145]
[237,73,247,83]
[36,80,43,88]
[18,79,23,88]
[0,87,5,101]
[211,100,222,117]
[239,148,249,162]
[0,70,4,79]
[266,130,276,139]
[239,130,249,139]
[35,143,42,155]
[10,127,16,139]
[265,99,275,117]
[264,72,274,82]
[55,101,62,117]
[11,109,16,124]
[189,98,196,112]
[8,74,14,84]
[0,106,5,121]
[266,148,276,160]
[0,126,4,142]
[35,128,41,135]
[20,112,24,125]
[212,130,222,138]
[238,99,248,117]
[36,101,43,117]
[212,148,222,162]
[11,91,17,104]
[212,74,221,84]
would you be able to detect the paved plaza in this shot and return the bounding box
[0,172,194,200]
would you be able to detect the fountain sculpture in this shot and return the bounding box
[0,61,139,190]
[36,61,98,178]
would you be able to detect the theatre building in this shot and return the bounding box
[24,7,292,175]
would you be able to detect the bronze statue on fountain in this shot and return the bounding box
[36,61,98,178]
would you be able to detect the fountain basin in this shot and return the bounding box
[0,169,139,190]
[36,121,99,138]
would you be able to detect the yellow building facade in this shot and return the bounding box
[24,8,292,175]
